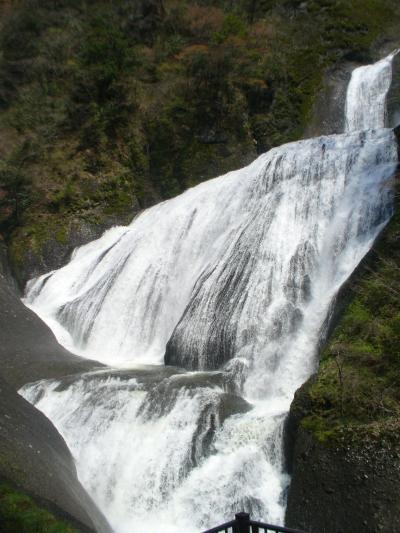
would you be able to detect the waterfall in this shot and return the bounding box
[345,50,397,132]
[20,53,398,533]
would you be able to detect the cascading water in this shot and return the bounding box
[345,50,398,132]
[20,53,398,533]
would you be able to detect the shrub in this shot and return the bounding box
[183,5,225,40]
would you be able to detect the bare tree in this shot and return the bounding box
[247,0,259,23]
[334,349,345,418]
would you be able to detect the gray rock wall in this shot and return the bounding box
[0,269,103,389]
[0,245,110,531]
[0,375,111,533]
[285,404,400,533]
[303,63,356,138]
[388,51,400,128]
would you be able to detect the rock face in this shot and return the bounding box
[386,48,400,127]
[0,375,111,533]
[0,257,103,389]
[285,384,400,533]
[12,216,138,290]
[0,242,18,292]
[0,249,110,531]
[303,63,356,138]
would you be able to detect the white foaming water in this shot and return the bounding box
[345,50,398,132]
[24,131,395,373]
[21,53,398,532]
[22,370,287,532]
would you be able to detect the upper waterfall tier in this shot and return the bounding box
[346,51,398,132]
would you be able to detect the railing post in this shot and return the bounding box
[234,512,250,533]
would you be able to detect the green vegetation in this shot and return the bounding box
[0,481,79,533]
[1,0,400,277]
[299,184,400,446]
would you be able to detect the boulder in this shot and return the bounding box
[0,375,111,532]
[0,269,103,389]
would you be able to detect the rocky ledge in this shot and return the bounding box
[0,243,103,389]
[0,243,109,531]
[285,380,400,533]
[0,375,111,533]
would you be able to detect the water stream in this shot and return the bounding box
[21,53,398,532]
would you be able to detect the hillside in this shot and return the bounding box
[1,0,400,284]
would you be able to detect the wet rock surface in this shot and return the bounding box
[12,216,136,290]
[0,265,103,389]
[0,375,111,532]
[0,252,109,531]
[303,63,356,138]
[285,419,400,533]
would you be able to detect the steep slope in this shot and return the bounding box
[0,251,103,389]
[0,375,111,533]
[0,244,108,532]
[1,0,400,285]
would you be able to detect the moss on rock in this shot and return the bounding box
[0,482,80,533]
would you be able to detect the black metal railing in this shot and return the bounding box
[201,512,306,533]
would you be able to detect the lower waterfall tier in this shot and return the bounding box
[21,366,288,532]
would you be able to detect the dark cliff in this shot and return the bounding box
[0,257,103,389]
[285,381,400,533]
[0,375,111,533]
[0,248,109,532]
